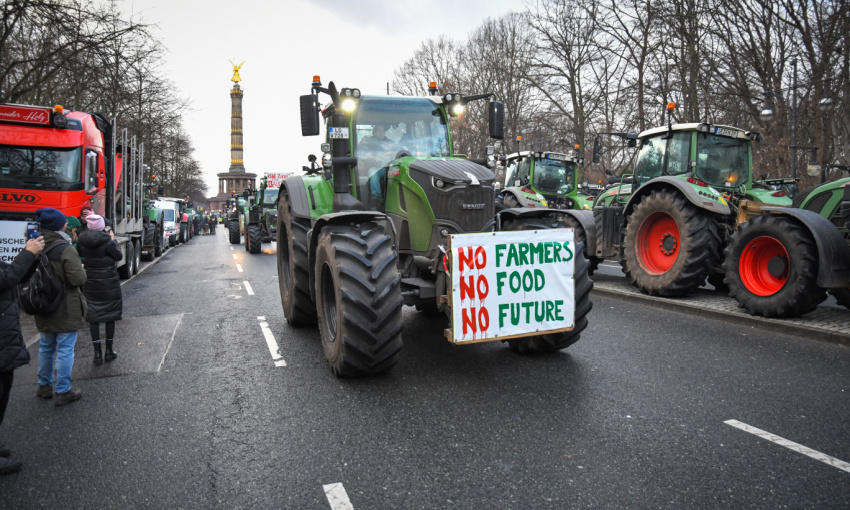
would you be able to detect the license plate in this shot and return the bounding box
[714,127,738,138]
[328,127,349,139]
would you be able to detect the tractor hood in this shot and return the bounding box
[407,158,495,186]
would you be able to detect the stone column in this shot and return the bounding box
[229,84,246,173]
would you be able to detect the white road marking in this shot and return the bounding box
[243,281,255,295]
[233,254,237,259]
[237,263,243,273]
[230,246,234,251]
[323,483,354,510]
[257,316,286,367]
[157,313,185,373]
[725,419,850,474]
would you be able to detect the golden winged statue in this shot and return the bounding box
[230,60,245,83]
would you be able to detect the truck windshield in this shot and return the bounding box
[533,158,575,194]
[162,209,175,222]
[0,146,82,183]
[263,188,279,206]
[353,96,449,206]
[695,135,749,188]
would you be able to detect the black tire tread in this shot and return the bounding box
[278,193,317,327]
[229,220,240,244]
[248,224,262,254]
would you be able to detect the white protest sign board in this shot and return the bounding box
[0,220,29,263]
[265,172,292,188]
[449,229,576,344]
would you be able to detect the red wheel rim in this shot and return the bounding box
[739,236,789,296]
[637,211,680,274]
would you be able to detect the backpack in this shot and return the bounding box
[15,240,68,315]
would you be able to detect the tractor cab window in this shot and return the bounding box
[504,158,519,186]
[695,133,749,188]
[533,157,575,195]
[262,188,279,206]
[634,135,666,180]
[0,145,83,189]
[353,97,450,209]
[517,157,531,185]
[666,132,691,176]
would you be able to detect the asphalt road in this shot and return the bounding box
[1,232,848,509]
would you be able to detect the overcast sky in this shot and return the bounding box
[125,0,523,197]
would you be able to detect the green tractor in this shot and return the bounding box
[723,167,850,317]
[589,106,791,296]
[276,78,593,376]
[141,197,168,260]
[226,195,245,245]
[240,177,279,254]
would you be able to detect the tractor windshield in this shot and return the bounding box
[0,145,82,186]
[353,96,449,207]
[695,134,749,188]
[263,188,279,206]
[162,209,175,222]
[533,157,575,195]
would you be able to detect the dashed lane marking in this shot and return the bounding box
[237,263,243,273]
[257,316,286,367]
[243,281,254,295]
[323,483,354,510]
[725,419,850,474]
[233,254,237,259]
[230,246,234,251]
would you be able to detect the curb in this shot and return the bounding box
[591,286,850,347]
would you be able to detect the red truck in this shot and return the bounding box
[0,103,144,277]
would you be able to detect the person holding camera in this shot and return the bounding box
[76,214,123,365]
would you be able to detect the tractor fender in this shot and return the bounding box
[760,206,850,289]
[280,176,312,220]
[502,187,531,207]
[308,211,399,301]
[624,176,731,217]
[560,209,596,257]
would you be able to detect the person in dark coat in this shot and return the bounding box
[0,235,43,475]
[76,214,122,365]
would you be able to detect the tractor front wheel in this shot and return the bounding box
[623,189,719,296]
[247,224,262,254]
[278,193,317,327]
[228,219,240,244]
[315,222,403,376]
[724,215,825,317]
[501,214,593,353]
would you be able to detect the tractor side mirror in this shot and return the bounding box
[300,94,320,136]
[308,154,317,163]
[488,101,504,140]
[627,139,637,148]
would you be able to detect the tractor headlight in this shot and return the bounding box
[452,103,464,115]
[322,152,333,168]
[486,155,496,168]
[435,179,445,188]
[342,98,356,112]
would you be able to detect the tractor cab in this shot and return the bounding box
[501,151,579,209]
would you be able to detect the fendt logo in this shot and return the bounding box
[0,192,40,203]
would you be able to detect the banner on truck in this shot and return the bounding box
[449,229,576,344]
[0,221,29,262]
[265,173,292,188]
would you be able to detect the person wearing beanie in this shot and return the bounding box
[76,214,122,365]
[33,208,87,406]
[66,216,82,246]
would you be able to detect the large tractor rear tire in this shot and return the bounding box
[180,223,188,244]
[154,224,163,257]
[315,222,403,376]
[501,214,593,353]
[724,215,826,317]
[278,193,317,327]
[562,214,601,276]
[142,222,155,261]
[228,220,240,244]
[623,189,719,296]
[247,224,262,254]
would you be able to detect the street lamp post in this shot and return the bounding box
[759,58,834,179]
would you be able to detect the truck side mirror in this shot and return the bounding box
[300,94,320,136]
[488,101,504,140]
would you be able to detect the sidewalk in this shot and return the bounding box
[591,273,850,345]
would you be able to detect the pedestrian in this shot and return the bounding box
[77,206,93,234]
[33,207,87,406]
[193,215,201,236]
[76,214,122,365]
[66,216,82,247]
[0,234,44,474]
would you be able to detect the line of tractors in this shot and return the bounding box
[262,79,846,376]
